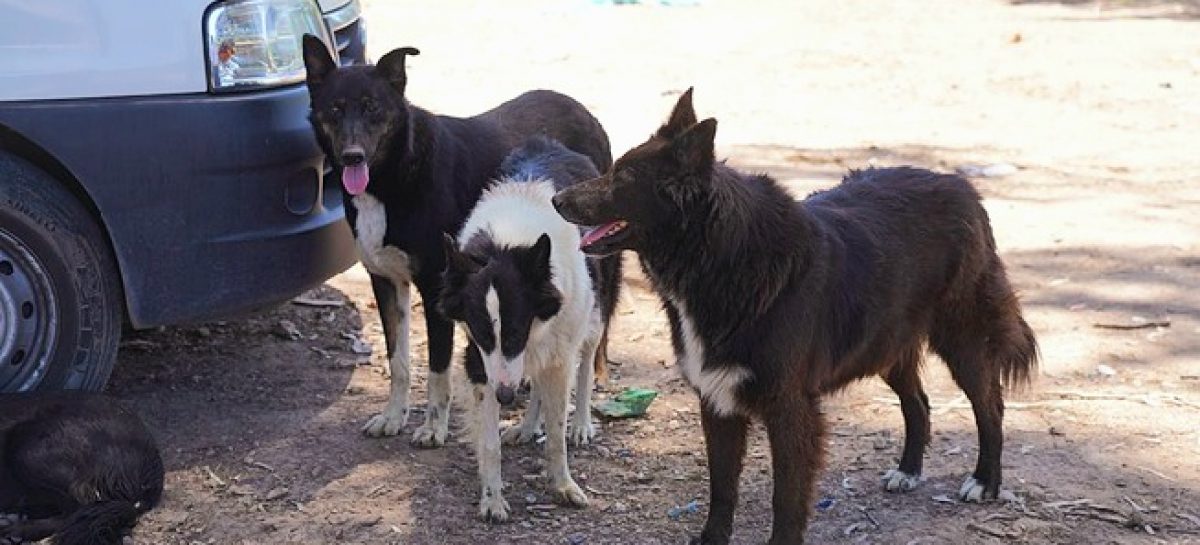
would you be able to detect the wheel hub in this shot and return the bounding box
[0,228,57,391]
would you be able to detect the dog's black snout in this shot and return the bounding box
[495,384,516,406]
[341,149,366,166]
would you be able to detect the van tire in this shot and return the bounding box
[0,151,122,392]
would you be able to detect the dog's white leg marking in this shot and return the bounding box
[959,476,987,502]
[502,385,543,445]
[355,193,417,438]
[670,297,749,417]
[413,369,451,447]
[538,365,588,507]
[881,469,922,492]
[568,310,602,446]
[474,384,509,522]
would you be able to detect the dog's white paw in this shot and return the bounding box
[554,479,589,508]
[501,424,541,445]
[478,491,511,523]
[411,422,448,448]
[958,476,990,502]
[881,469,922,492]
[567,420,595,447]
[361,409,409,437]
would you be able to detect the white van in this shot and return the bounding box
[0,0,365,392]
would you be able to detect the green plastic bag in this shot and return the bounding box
[594,387,659,418]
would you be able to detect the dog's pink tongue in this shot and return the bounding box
[343,165,370,196]
[580,221,619,248]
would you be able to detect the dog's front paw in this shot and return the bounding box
[501,424,541,445]
[361,408,409,437]
[958,475,998,502]
[567,419,595,447]
[478,492,511,523]
[881,469,922,492]
[553,479,589,508]
[411,422,448,448]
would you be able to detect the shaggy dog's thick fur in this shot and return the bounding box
[553,89,1038,544]
[0,393,163,545]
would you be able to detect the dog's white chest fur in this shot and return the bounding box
[352,193,412,284]
[669,297,749,416]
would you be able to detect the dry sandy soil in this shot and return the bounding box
[108,0,1199,543]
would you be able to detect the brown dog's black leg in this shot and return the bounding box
[880,351,930,492]
[932,325,1006,501]
[763,394,825,545]
[691,405,750,545]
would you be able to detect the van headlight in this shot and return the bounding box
[205,0,332,91]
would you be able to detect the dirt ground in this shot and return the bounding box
[107,0,1199,543]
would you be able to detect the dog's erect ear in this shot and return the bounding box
[521,234,553,281]
[656,87,698,139]
[670,117,718,171]
[439,234,472,320]
[302,34,337,91]
[442,233,480,275]
[375,46,421,95]
[534,284,563,321]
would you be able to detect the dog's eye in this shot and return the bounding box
[363,99,379,114]
[329,106,342,117]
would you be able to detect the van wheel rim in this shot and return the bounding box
[0,228,57,391]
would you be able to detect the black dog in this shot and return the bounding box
[301,36,615,445]
[553,89,1038,544]
[0,393,163,545]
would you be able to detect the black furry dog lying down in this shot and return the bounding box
[0,393,163,545]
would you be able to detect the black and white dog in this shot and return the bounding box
[301,36,614,446]
[1,393,163,545]
[439,137,619,522]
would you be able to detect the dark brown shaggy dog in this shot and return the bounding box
[0,393,163,545]
[552,89,1038,544]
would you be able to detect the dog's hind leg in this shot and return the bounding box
[413,285,454,448]
[363,274,413,437]
[537,365,588,508]
[692,407,750,545]
[568,311,603,446]
[880,347,930,493]
[762,394,825,545]
[931,267,1035,502]
[471,383,509,523]
[592,325,610,386]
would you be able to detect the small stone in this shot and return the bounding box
[264,487,289,501]
[273,320,302,340]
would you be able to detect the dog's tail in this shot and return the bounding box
[51,500,144,545]
[997,310,1039,391]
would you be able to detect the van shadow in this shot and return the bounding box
[106,281,424,541]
